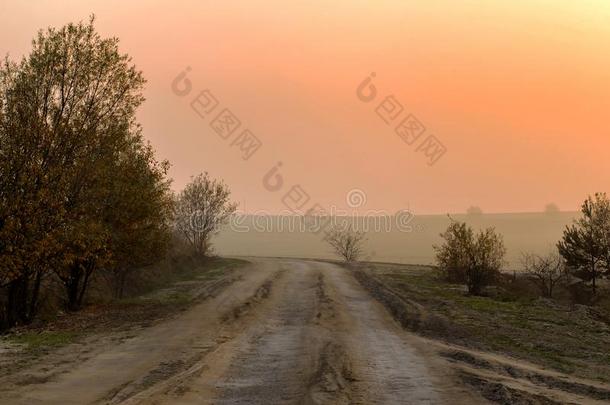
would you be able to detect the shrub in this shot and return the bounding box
[434,218,506,295]
[522,252,567,299]
[325,224,366,263]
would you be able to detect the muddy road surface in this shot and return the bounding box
[0,258,484,404]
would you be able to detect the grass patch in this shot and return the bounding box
[117,291,193,307]
[6,331,79,350]
[2,257,248,352]
[117,256,247,299]
[364,263,610,382]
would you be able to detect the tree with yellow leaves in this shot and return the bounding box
[0,17,172,325]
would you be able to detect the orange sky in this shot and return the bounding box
[1,0,609,214]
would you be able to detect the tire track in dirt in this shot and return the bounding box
[153,259,481,404]
[140,260,358,404]
[305,273,356,405]
[317,261,485,404]
[212,261,322,404]
[0,259,281,405]
[109,266,286,404]
[1,258,504,404]
[443,349,610,404]
[351,263,610,405]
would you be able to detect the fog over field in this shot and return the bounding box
[215,212,578,269]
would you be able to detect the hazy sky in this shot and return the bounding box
[1,0,609,214]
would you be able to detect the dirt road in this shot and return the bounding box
[0,258,484,404]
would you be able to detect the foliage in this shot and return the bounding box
[174,172,237,256]
[0,17,172,325]
[434,218,506,295]
[101,134,173,299]
[557,193,610,295]
[433,219,470,283]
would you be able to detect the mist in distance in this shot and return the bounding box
[215,211,577,269]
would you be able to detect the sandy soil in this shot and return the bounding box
[2,258,604,404]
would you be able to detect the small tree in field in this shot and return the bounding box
[175,173,237,256]
[433,219,470,283]
[522,252,567,298]
[435,219,506,295]
[557,193,610,295]
[325,224,366,263]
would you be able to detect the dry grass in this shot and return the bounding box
[2,257,247,352]
[357,263,610,382]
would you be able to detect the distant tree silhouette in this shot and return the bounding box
[466,206,483,215]
[545,203,560,214]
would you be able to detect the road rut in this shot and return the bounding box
[0,258,484,404]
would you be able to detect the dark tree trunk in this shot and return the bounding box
[117,270,128,299]
[27,270,43,321]
[66,265,82,311]
[5,274,29,328]
[77,263,94,308]
[63,261,95,311]
[590,256,597,295]
[5,280,19,328]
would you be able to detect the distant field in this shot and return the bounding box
[215,212,578,270]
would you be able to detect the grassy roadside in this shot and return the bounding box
[1,257,248,352]
[354,262,610,383]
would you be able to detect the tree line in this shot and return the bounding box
[434,193,610,300]
[327,194,610,302]
[0,19,236,331]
